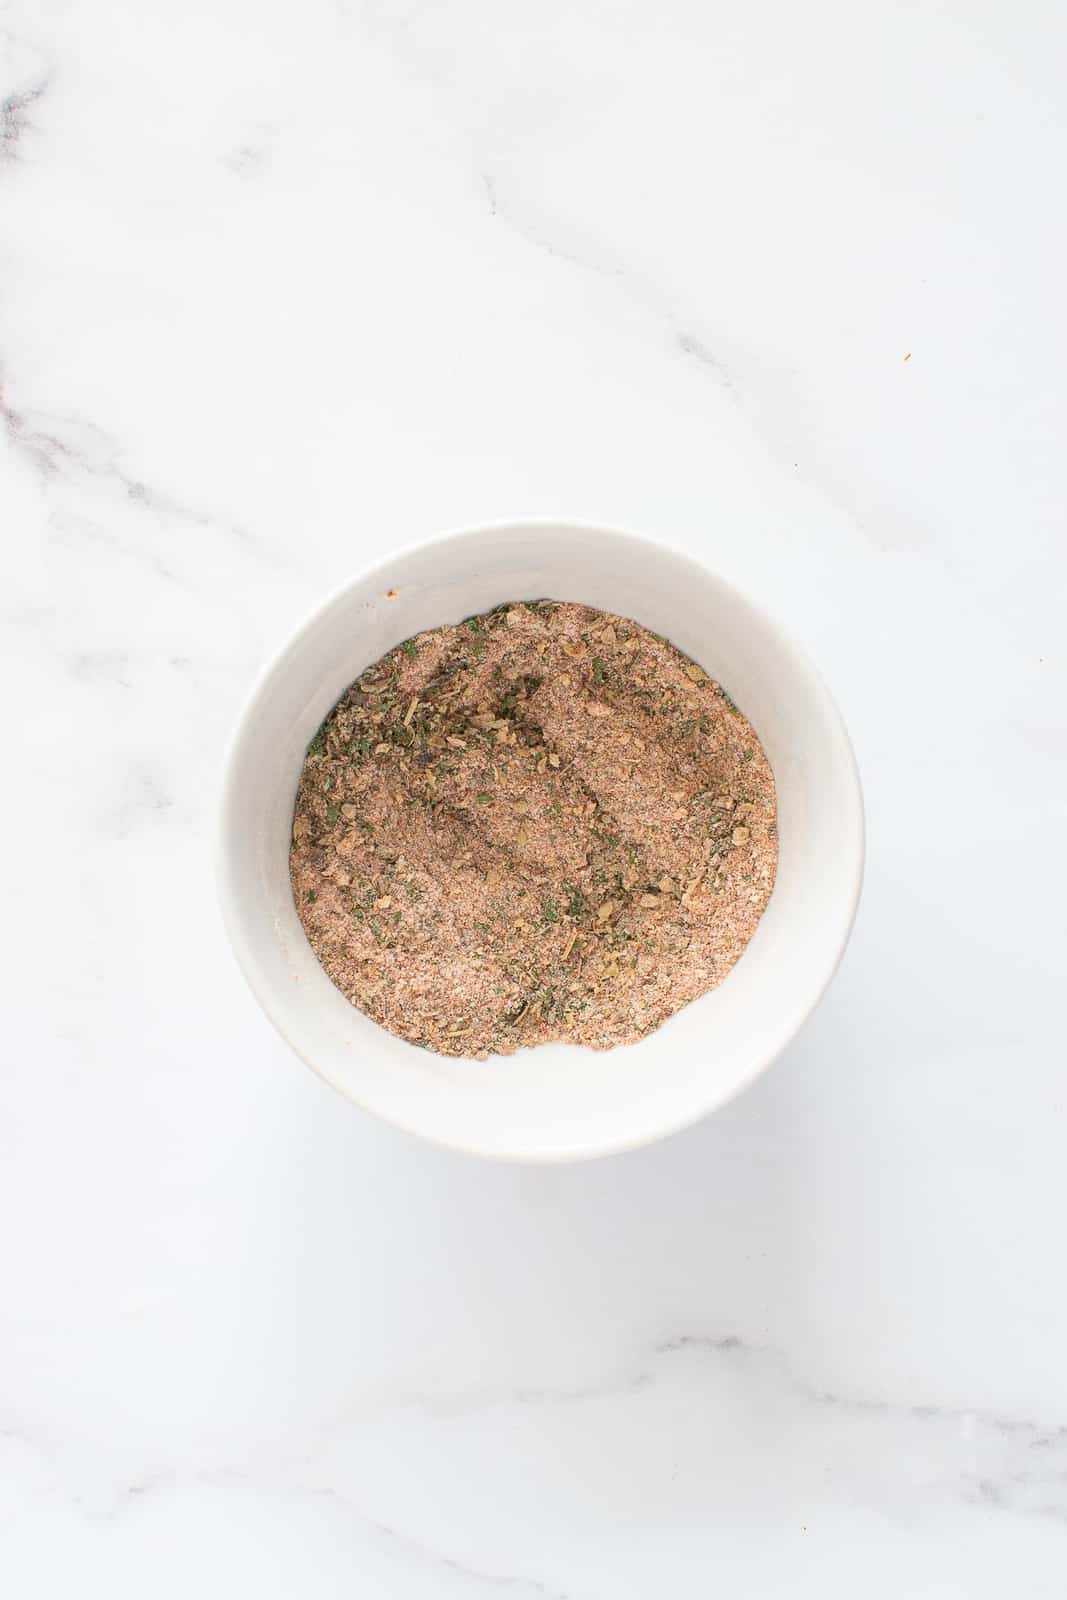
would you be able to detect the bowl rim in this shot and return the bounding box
[217,517,865,1161]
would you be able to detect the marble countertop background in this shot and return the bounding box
[2,1,1066,1593]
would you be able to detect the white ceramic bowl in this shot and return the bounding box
[218,521,863,1162]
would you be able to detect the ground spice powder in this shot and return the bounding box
[290,601,777,1057]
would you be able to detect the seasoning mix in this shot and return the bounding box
[290,602,777,1057]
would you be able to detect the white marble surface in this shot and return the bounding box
[2,0,1066,1592]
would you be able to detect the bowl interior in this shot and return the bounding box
[219,523,863,1160]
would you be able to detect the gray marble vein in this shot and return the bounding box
[0,31,48,162]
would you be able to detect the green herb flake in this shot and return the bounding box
[400,638,417,658]
[326,803,339,824]
[475,793,494,805]
[565,886,587,918]
[542,896,560,923]
[592,657,606,683]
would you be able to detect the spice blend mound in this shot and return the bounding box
[290,601,777,1057]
